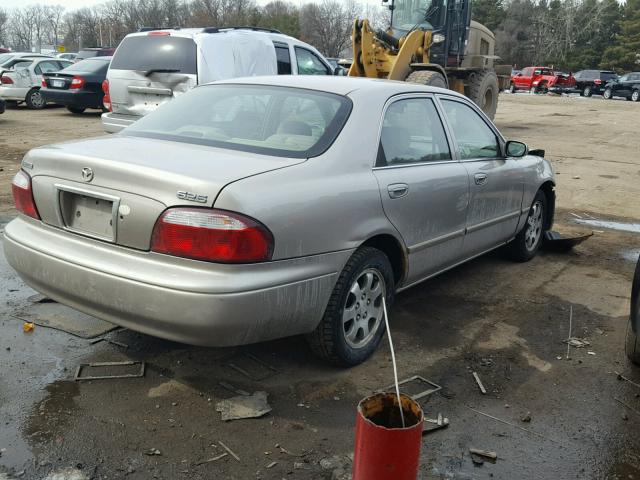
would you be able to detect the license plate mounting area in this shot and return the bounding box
[56,185,120,242]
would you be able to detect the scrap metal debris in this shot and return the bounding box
[89,337,129,349]
[195,453,227,465]
[381,375,442,401]
[218,441,240,462]
[74,361,146,381]
[564,337,590,348]
[215,391,271,421]
[467,406,563,444]
[225,352,279,381]
[218,381,250,396]
[543,230,593,252]
[472,372,487,394]
[423,413,449,434]
[469,448,497,461]
[145,448,162,456]
[615,371,640,390]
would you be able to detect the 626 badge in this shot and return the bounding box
[177,191,208,203]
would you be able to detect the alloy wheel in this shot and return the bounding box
[30,90,45,108]
[525,201,544,251]
[342,268,385,349]
[632,90,639,102]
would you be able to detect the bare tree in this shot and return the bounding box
[47,5,66,47]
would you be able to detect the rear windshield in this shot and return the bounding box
[77,50,100,60]
[62,58,110,74]
[110,36,197,75]
[0,53,14,65]
[124,84,352,158]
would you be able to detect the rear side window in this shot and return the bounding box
[600,71,617,81]
[378,98,451,166]
[110,36,197,75]
[275,45,292,75]
[124,84,352,158]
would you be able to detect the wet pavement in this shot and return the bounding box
[2,210,640,480]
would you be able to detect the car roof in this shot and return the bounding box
[211,75,465,99]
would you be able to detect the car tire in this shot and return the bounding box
[307,246,395,367]
[626,259,640,365]
[66,106,86,114]
[530,86,537,95]
[632,90,640,102]
[25,88,45,109]
[509,83,516,94]
[506,190,547,262]
[583,85,592,97]
[603,88,613,99]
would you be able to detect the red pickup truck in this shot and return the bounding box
[509,66,576,94]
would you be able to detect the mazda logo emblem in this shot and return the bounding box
[81,167,94,182]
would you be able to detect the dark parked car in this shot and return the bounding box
[572,70,618,97]
[75,47,116,62]
[41,56,111,113]
[603,72,640,102]
[626,257,640,364]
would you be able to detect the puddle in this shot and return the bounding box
[620,249,640,263]
[574,218,640,234]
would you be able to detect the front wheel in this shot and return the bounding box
[631,90,640,102]
[583,85,592,97]
[603,88,613,100]
[506,190,547,262]
[25,88,45,109]
[307,247,395,367]
[509,83,516,94]
[530,86,537,95]
[626,259,640,365]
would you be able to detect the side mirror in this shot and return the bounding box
[334,66,345,76]
[506,140,528,157]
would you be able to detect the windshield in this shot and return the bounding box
[124,84,352,158]
[391,0,447,32]
[110,36,197,74]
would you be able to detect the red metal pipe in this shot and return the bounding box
[352,393,424,480]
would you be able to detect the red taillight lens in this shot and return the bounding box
[11,170,40,220]
[41,76,46,87]
[148,31,170,36]
[1,75,13,85]
[594,79,602,85]
[102,79,112,111]
[151,208,274,263]
[70,75,85,89]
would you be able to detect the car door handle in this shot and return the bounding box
[474,173,488,186]
[387,183,409,199]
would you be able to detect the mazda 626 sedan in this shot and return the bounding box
[4,76,555,366]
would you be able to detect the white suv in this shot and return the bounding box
[102,27,337,133]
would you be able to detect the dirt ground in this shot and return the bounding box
[1,94,640,480]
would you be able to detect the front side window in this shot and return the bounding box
[378,98,451,166]
[125,84,351,158]
[522,67,533,76]
[440,99,500,160]
[295,47,330,75]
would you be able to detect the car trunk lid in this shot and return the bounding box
[26,135,305,250]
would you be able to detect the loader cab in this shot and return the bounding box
[386,0,471,68]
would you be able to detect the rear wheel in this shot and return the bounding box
[307,247,394,367]
[509,83,516,94]
[405,70,447,89]
[530,86,538,95]
[583,85,592,97]
[507,190,547,262]
[25,88,45,109]
[632,90,640,102]
[66,106,86,114]
[603,88,613,99]
[467,70,499,120]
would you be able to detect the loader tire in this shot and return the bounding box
[467,70,499,120]
[405,70,447,89]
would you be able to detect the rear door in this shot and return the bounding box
[438,96,524,257]
[372,95,470,284]
[108,34,198,117]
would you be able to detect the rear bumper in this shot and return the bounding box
[41,88,103,109]
[0,86,29,101]
[0,99,4,114]
[548,85,576,94]
[3,216,349,346]
[101,112,139,133]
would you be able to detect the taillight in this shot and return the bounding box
[41,76,47,87]
[102,79,112,111]
[148,31,170,36]
[594,79,602,85]
[1,75,13,85]
[11,170,40,220]
[151,208,274,263]
[70,76,85,89]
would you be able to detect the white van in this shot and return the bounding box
[101,27,337,133]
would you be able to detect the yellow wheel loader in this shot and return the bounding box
[348,0,511,119]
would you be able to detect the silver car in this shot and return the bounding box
[4,76,555,366]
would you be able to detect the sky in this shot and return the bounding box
[1,0,384,9]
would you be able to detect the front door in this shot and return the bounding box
[438,96,524,257]
[372,96,469,285]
